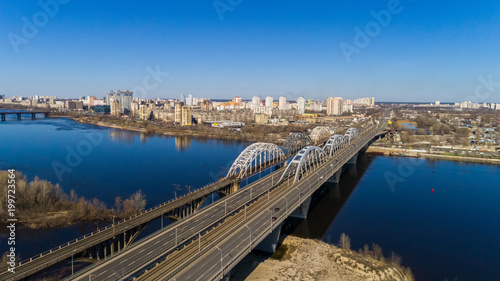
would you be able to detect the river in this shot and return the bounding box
[1,114,499,280]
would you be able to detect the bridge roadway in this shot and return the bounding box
[68,167,288,280]
[0,164,285,281]
[138,124,384,280]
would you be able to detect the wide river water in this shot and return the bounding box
[1,114,499,280]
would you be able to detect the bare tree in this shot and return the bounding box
[389,251,402,266]
[338,233,351,250]
[372,243,383,261]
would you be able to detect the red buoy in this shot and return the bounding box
[200,163,203,166]
[432,189,434,192]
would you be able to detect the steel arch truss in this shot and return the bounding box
[279,146,329,184]
[310,126,332,144]
[226,143,286,178]
[344,128,360,143]
[282,132,313,155]
[323,134,347,157]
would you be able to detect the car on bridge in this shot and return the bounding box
[274,207,280,212]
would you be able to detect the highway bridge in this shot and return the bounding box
[133,120,387,281]
[60,118,385,281]
[0,111,50,121]
[1,121,359,281]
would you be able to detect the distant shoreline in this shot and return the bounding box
[367,147,500,165]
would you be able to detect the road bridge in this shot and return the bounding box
[1,124,340,281]
[0,111,50,121]
[137,120,387,281]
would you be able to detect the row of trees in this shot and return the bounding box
[0,170,147,226]
[339,233,414,281]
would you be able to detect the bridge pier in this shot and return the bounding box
[1,113,5,121]
[255,222,283,253]
[347,152,358,165]
[289,196,312,219]
[17,113,21,120]
[31,113,36,119]
[231,180,240,194]
[327,168,342,184]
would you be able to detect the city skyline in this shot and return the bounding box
[2,1,500,102]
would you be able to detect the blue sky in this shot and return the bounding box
[1,0,500,102]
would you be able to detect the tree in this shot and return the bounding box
[115,196,122,215]
[339,233,351,250]
[372,243,383,261]
[389,251,402,266]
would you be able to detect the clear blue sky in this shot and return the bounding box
[1,0,500,102]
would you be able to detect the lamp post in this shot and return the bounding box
[245,225,252,252]
[71,249,76,276]
[216,246,223,278]
[267,210,272,233]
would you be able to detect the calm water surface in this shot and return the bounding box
[291,155,500,281]
[1,115,499,281]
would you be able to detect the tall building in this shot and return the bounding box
[265,96,273,107]
[186,94,193,106]
[297,97,306,115]
[252,96,261,108]
[175,102,184,123]
[111,99,120,116]
[106,90,133,114]
[279,96,287,110]
[327,97,343,116]
[435,100,440,106]
[179,94,185,103]
[181,106,192,125]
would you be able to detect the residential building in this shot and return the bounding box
[279,96,287,110]
[297,97,305,115]
[327,97,343,116]
[265,96,273,107]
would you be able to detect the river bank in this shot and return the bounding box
[232,236,413,281]
[367,146,500,165]
[73,116,291,144]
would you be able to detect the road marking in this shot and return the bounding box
[98,270,107,275]
[129,260,136,266]
[139,248,146,253]
[154,240,161,245]
[119,258,128,264]
[147,250,153,256]
[108,272,116,277]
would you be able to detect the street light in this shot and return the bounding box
[71,249,76,276]
[267,210,272,233]
[216,246,223,277]
[245,225,252,252]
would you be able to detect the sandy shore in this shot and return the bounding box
[232,236,413,281]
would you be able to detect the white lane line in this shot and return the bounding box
[147,250,153,256]
[98,270,107,276]
[129,260,136,266]
[154,240,161,245]
[139,248,146,253]
[119,258,128,264]
[108,272,116,278]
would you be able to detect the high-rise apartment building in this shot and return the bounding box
[252,96,261,108]
[327,97,343,116]
[106,90,133,114]
[279,96,287,110]
[297,97,305,115]
[265,96,273,107]
[181,106,192,125]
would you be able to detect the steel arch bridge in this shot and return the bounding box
[226,143,286,179]
[344,128,360,143]
[278,146,329,184]
[323,134,347,157]
[309,126,332,144]
[282,132,313,155]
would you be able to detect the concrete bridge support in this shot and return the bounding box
[289,196,312,219]
[327,168,342,184]
[1,113,5,121]
[17,113,21,120]
[255,223,284,253]
[347,152,358,165]
[231,180,240,194]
